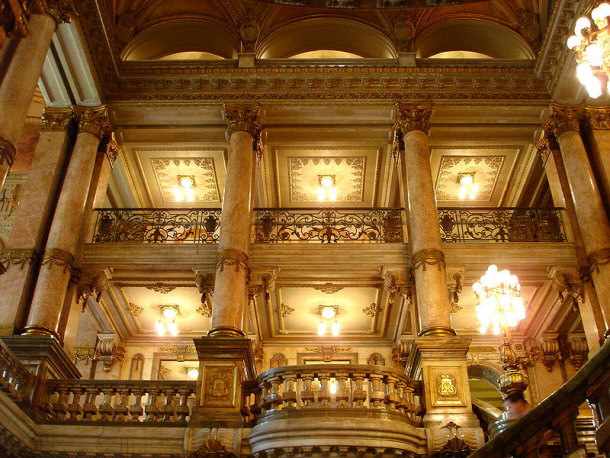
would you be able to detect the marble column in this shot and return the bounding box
[23,106,109,339]
[396,103,454,337]
[0,107,73,336]
[0,1,75,190]
[208,105,261,338]
[544,104,610,336]
[585,107,610,211]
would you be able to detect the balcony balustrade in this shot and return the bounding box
[0,339,31,403]
[45,380,197,424]
[91,207,566,244]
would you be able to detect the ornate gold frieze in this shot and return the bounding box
[0,248,38,274]
[74,105,110,139]
[588,247,610,274]
[543,104,583,138]
[41,107,74,132]
[585,106,610,130]
[394,103,432,135]
[29,0,77,25]
[40,248,74,273]
[0,136,16,167]
[216,248,249,272]
[223,104,262,138]
[411,248,445,271]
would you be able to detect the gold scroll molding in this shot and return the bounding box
[395,103,432,136]
[0,137,16,167]
[40,248,75,273]
[216,248,249,272]
[585,106,610,130]
[41,107,75,132]
[412,248,446,272]
[73,105,110,139]
[0,248,39,273]
[223,104,262,138]
[29,0,78,25]
[543,104,582,138]
[588,248,610,274]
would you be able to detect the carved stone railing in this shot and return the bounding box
[45,380,197,424]
[253,208,404,243]
[246,364,427,456]
[0,339,31,403]
[469,338,610,457]
[438,207,566,242]
[92,208,221,243]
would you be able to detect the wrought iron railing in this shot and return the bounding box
[252,208,404,243]
[438,207,566,243]
[92,208,221,244]
[45,380,197,423]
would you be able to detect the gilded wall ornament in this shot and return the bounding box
[128,302,144,317]
[412,248,446,271]
[216,249,249,272]
[41,248,75,273]
[196,302,212,318]
[277,303,295,317]
[395,103,432,135]
[313,283,344,294]
[0,248,38,274]
[188,438,235,458]
[585,107,610,130]
[544,104,582,138]
[205,367,232,400]
[41,107,74,132]
[437,373,458,397]
[362,302,379,317]
[223,104,262,138]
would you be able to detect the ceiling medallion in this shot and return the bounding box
[313,283,344,294]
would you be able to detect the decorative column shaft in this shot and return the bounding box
[544,104,610,334]
[209,105,261,337]
[396,104,454,337]
[585,107,610,211]
[0,107,73,336]
[24,106,108,339]
[0,1,75,190]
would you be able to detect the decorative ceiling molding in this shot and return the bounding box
[435,155,504,202]
[151,158,220,203]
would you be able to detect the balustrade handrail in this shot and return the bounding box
[0,339,31,403]
[469,338,610,457]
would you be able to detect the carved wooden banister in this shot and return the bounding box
[243,363,422,424]
[0,339,32,403]
[45,380,197,424]
[469,338,610,457]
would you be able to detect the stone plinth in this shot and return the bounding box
[190,337,256,427]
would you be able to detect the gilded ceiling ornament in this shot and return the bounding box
[362,302,379,317]
[313,283,344,294]
[74,106,110,139]
[543,104,583,138]
[0,137,16,167]
[238,11,260,53]
[277,303,295,317]
[146,282,176,294]
[127,302,144,317]
[435,155,504,201]
[395,103,432,135]
[585,107,610,130]
[41,107,74,132]
[101,133,121,165]
[411,248,445,272]
[196,302,212,318]
[223,104,262,138]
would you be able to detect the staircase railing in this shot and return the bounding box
[469,338,610,457]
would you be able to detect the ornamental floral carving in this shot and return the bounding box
[313,283,344,294]
[544,104,582,138]
[277,303,295,317]
[585,107,610,130]
[362,302,379,317]
[128,302,144,317]
[395,103,432,135]
[41,107,74,132]
[223,104,261,138]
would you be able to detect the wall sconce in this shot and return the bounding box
[457,172,478,200]
[156,305,181,336]
[317,175,337,201]
[172,175,196,202]
[318,305,340,336]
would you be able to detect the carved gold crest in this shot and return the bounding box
[437,373,458,397]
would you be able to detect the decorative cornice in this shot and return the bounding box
[585,106,610,130]
[40,248,75,273]
[224,104,262,138]
[411,248,446,271]
[395,103,432,136]
[544,104,583,138]
[588,247,610,275]
[73,106,110,139]
[0,248,38,274]
[0,136,16,167]
[41,107,74,132]
[29,0,78,25]
[216,248,249,272]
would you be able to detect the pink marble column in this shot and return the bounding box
[396,104,454,337]
[0,107,73,336]
[585,107,610,210]
[24,106,109,339]
[209,105,261,337]
[545,104,610,336]
[0,1,75,191]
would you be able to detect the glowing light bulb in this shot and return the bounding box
[162,307,177,319]
[469,193,476,199]
[180,176,194,188]
[321,306,336,319]
[586,76,603,98]
[575,16,591,36]
[586,43,604,66]
[592,3,610,27]
[332,321,340,336]
[320,176,334,188]
[172,186,183,202]
[155,320,166,336]
[567,35,581,50]
[318,322,326,336]
[329,381,337,394]
[459,174,473,185]
[168,321,179,336]
[187,367,199,379]
[317,187,325,201]
[329,187,338,201]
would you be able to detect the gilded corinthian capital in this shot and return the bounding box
[395,103,432,135]
[29,0,78,25]
[74,106,110,139]
[543,104,582,138]
[41,107,74,132]
[223,104,262,138]
[585,106,610,130]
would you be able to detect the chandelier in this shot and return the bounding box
[567,3,610,98]
[472,265,525,336]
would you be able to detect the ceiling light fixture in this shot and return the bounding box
[457,172,478,200]
[317,175,337,202]
[187,367,199,379]
[156,305,181,336]
[172,175,196,202]
[317,305,340,336]
[567,3,610,98]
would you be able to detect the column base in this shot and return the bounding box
[21,325,60,340]
[418,326,456,337]
[207,326,246,338]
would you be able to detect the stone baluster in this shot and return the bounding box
[176,388,191,421]
[0,1,76,190]
[267,376,282,411]
[82,387,99,420]
[260,380,271,413]
[53,386,69,420]
[129,388,144,421]
[24,106,110,339]
[369,373,385,409]
[113,387,129,421]
[301,374,314,408]
[98,386,114,421]
[395,380,407,414]
[395,104,454,337]
[352,373,367,408]
[386,375,399,411]
[282,373,297,409]
[209,105,261,337]
[67,387,84,420]
[145,388,160,421]
[335,373,349,408]
[160,388,176,421]
[318,372,331,407]
[544,104,610,335]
